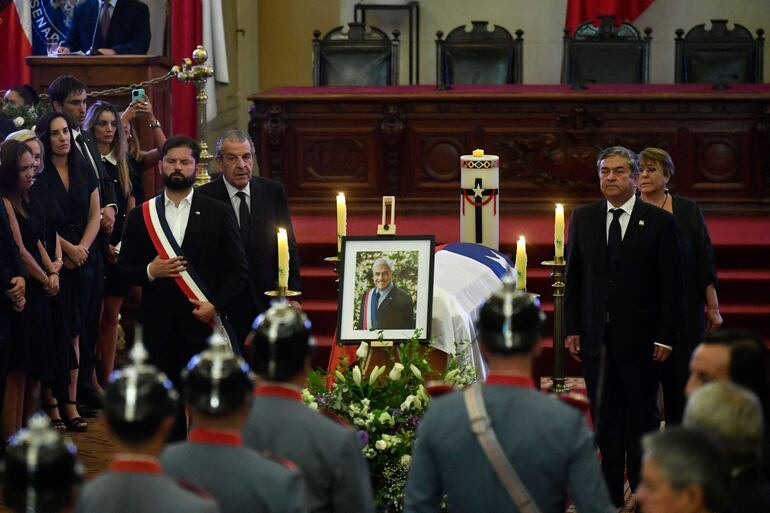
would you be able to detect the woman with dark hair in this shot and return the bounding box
[0,140,70,433]
[84,100,142,385]
[638,147,722,425]
[35,111,101,432]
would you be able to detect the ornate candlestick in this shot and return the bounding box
[172,45,214,186]
[264,288,302,299]
[542,257,569,393]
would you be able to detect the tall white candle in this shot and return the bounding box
[277,227,289,288]
[555,204,565,260]
[336,192,346,253]
[515,235,527,290]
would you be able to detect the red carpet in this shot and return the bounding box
[293,212,770,373]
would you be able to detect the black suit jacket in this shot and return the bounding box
[64,0,150,55]
[117,192,248,347]
[359,285,415,330]
[196,176,301,314]
[564,198,683,359]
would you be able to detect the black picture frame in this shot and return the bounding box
[337,235,435,344]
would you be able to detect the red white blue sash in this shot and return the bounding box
[360,288,377,330]
[141,195,234,353]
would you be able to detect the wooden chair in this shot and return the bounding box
[435,21,523,90]
[561,15,652,86]
[312,22,400,86]
[675,20,765,85]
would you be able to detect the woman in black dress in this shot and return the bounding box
[0,140,70,432]
[35,112,101,432]
[638,147,723,425]
[84,101,142,384]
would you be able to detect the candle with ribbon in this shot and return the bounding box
[515,235,527,290]
[336,192,346,253]
[555,204,565,260]
[277,227,289,288]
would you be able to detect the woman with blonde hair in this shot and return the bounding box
[5,129,45,175]
[637,147,722,425]
[83,101,143,385]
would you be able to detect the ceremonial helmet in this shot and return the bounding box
[2,414,85,513]
[248,300,315,381]
[183,332,255,416]
[478,273,546,354]
[104,332,178,443]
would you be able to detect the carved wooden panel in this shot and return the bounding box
[249,86,770,212]
[293,125,381,196]
[407,125,474,197]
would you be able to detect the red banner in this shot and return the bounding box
[170,0,202,138]
[565,0,655,33]
[0,1,32,85]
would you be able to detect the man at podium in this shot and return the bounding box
[58,0,150,56]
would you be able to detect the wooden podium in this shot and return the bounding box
[26,55,172,197]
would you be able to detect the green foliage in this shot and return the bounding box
[304,333,478,511]
[0,99,51,130]
[352,251,419,328]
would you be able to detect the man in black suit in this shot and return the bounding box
[196,129,300,349]
[59,0,150,55]
[48,75,116,409]
[564,146,683,510]
[358,257,415,330]
[117,135,248,440]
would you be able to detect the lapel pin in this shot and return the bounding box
[195,211,201,215]
[639,220,645,226]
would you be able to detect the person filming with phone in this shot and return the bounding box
[57,0,151,56]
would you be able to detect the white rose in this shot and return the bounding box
[308,402,319,410]
[400,454,412,468]
[375,439,388,451]
[410,364,422,380]
[400,395,415,410]
[355,342,369,360]
[13,117,24,128]
[352,365,362,386]
[379,411,393,425]
[388,363,405,381]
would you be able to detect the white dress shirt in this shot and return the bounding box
[222,177,249,226]
[146,188,194,281]
[605,193,635,242]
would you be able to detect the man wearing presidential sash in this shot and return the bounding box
[117,135,247,440]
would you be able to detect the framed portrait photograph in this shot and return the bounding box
[337,236,435,344]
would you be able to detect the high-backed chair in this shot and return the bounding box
[312,23,400,86]
[561,15,652,86]
[675,20,765,84]
[435,21,523,90]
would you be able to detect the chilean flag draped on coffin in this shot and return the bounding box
[565,0,655,32]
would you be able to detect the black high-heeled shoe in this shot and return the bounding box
[60,401,88,432]
[43,403,67,433]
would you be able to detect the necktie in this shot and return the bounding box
[100,1,111,39]
[607,208,623,272]
[75,134,100,182]
[371,290,380,328]
[236,191,250,253]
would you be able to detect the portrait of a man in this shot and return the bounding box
[358,257,416,330]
